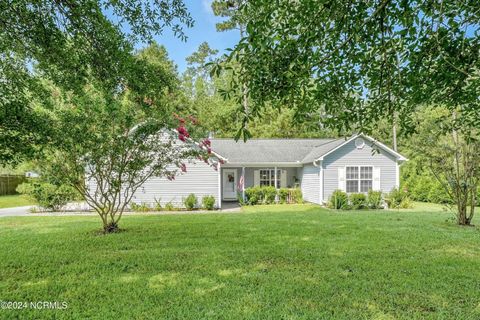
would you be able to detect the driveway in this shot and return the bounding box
[0,206,34,217]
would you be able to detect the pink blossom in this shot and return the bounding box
[207,147,212,154]
[179,134,186,142]
[177,126,187,135]
[219,159,225,164]
[180,163,187,172]
[203,138,211,147]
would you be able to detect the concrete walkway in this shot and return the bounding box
[0,202,242,218]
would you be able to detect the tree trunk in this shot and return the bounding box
[102,212,121,233]
[239,24,249,129]
[392,116,398,152]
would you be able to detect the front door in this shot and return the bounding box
[222,169,237,200]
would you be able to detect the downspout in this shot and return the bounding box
[313,159,323,204]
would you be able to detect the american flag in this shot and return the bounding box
[237,175,244,191]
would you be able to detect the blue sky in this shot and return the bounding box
[148,0,240,73]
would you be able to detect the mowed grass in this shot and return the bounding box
[0,205,479,319]
[0,194,36,208]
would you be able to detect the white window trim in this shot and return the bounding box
[258,168,281,188]
[345,165,374,194]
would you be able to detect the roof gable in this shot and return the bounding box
[209,134,407,164]
[315,134,408,162]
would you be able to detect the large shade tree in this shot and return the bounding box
[0,0,192,164]
[218,0,480,139]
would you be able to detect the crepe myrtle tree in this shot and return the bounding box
[44,89,220,233]
[83,122,217,233]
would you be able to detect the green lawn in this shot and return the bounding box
[0,194,36,208]
[0,205,479,319]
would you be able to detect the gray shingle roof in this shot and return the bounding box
[210,138,347,164]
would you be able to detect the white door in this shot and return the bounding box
[222,169,237,200]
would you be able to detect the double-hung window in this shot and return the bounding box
[346,166,373,193]
[259,169,281,188]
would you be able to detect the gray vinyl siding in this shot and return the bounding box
[323,139,397,201]
[300,164,320,204]
[129,161,219,208]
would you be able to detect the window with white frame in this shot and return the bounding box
[346,166,373,193]
[259,169,281,188]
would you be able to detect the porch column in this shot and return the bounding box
[274,166,278,203]
[242,167,246,202]
[274,166,278,189]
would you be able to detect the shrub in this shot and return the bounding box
[290,188,303,204]
[130,202,151,212]
[329,189,349,209]
[244,187,260,205]
[427,183,451,204]
[16,182,77,211]
[349,193,367,209]
[244,187,303,205]
[403,172,453,204]
[262,186,277,204]
[385,187,411,209]
[165,202,175,211]
[367,190,383,209]
[244,186,276,205]
[278,188,303,204]
[278,188,289,204]
[237,192,246,206]
[407,175,432,202]
[399,197,413,209]
[183,193,198,210]
[202,195,216,210]
[153,197,162,211]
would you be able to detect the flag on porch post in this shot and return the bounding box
[237,175,244,191]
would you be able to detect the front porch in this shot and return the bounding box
[220,165,303,202]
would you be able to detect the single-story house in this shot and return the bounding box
[127,134,407,208]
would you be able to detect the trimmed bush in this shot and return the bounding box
[278,188,289,204]
[262,186,277,204]
[367,190,383,209]
[349,193,367,210]
[17,182,77,211]
[244,186,261,205]
[243,186,303,205]
[202,195,216,210]
[329,189,348,209]
[183,193,198,210]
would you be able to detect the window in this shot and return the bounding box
[259,169,281,188]
[346,166,373,193]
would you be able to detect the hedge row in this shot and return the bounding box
[241,186,303,205]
